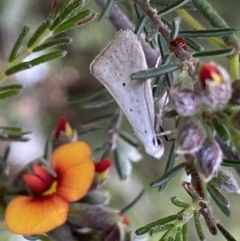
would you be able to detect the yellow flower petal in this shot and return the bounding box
[51,141,95,202]
[5,194,69,235]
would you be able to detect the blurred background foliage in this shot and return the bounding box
[0,0,240,240]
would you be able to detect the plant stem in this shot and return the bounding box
[230,55,239,80]
[131,0,197,77]
[162,200,203,240]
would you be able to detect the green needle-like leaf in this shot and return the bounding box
[82,96,114,108]
[5,51,66,76]
[151,162,185,188]
[100,146,111,160]
[81,114,113,128]
[135,214,177,235]
[170,17,181,40]
[121,189,144,214]
[43,138,52,162]
[67,86,106,104]
[207,184,231,217]
[158,34,168,57]
[0,90,21,99]
[178,28,237,38]
[182,182,201,200]
[131,64,179,79]
[32,37,72,52]
[0,84,23,92]
[0,156,5,172]
[185,38,204,52]
[212,118,229,143]
[5,62,32,76]
[207,183,229,206]
[135,16,148,38]
[3,145,11,162]
[77,127,107,138]
[149,224,174,236]
[175,226,183,241]
[158,0,190,16]
[98,0,115,21]
[9,26,30,62]
[23,235,39,241]
[159,141,176,191]
[217,223,237,241]
[193,211,205,241]
[39,235,52,241]
[113,148,132,180]
[182,223,188,241]
[53,10,91,35]
[119,131,139,148]
[191,0,239,46]
[193,48,234,58]
[154,54,171,98]
[50,0,83,30]
[150,0,195,9]
[0,126,30,142]
[221,159,240,167]
[164,110,178,118]
[134,3,157,49]
[27,19,52,48]
[29,50,67,66]
[171,196,189,208]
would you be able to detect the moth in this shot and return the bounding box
[90,30,164,159]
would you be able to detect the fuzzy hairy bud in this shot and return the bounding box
[195,138,223,182]
[100,224,124,241]
[68,203,120,230]
[195,62,232,110]
[176,119,206,154]
[170,82,200,116]
[210,170,240,194]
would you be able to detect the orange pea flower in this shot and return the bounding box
[5,141,94,235]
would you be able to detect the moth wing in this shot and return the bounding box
[90,30,163,158]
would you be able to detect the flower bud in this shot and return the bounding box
[176,119,206,154]
[53,117,76,148]
[117,212,130,227]
[81,190,110,205]
[230,79,240,105]
[68,203,120,230]
[195,138,223,182]
[210,170,240,194]
[93,158,112,185]
[100,223,124,241]
[195,62,232,110]
[47,224,73,241]
[170,83,200,116]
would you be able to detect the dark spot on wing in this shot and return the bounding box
[130,109,133,112]
[122,83,126,86]
[145,130,147,133]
